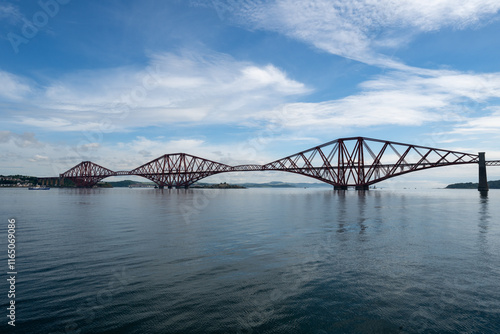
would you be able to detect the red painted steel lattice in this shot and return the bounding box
[262,137,480,187]
[130,153,232,188]
[60,161,116,187]
[60,137,488,188]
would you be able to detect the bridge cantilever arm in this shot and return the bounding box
[57,137,490,188]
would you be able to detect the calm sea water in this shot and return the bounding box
[1,187,500,333]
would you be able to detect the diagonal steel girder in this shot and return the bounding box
[129,153,232,188]
[261,137,479,187]
[60,137,484,188]
[60,161,117,187]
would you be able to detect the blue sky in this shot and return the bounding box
[2,0,500,187]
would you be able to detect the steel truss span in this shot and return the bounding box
[60,137,486,188]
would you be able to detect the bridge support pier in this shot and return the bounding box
[355,185,369,191]
[159,185,164,189]
[334,185,348,190]
[478,152,488,193]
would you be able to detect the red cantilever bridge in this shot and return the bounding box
[59,137,499,190]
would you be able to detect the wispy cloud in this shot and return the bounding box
[258,69,500,132]
[445,109,500,136]
[209,0,500,67]
[7,49,500,139]
[28,154,49,162]
[8,50,309,132]
[0,131,43,148]
[0,131,278,176]
[0,70,33,100]
[0,3,25,25]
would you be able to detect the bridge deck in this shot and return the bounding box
[58,137,500,188]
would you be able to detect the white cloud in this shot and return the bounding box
[239,65,306,93]
[79,142,100,150]
[447,109,500,135]
[388,0,500,30]
[17,117,115,132]
[361,71,500,101]
[0,70,32,100]
[123,137,206,156]
[6,50,308,132]
[257,69,500,131]
[0,131,43,148]
[28,154,49,162]
[5,50,500,148]
[0,3,25,24]
[214,0,500,66]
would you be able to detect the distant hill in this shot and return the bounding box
[238,181,330,188]
[194,181,330,188]
[446,180,500,189]
[101,180,331,188]
[0,176,331,188]
[191,182,245,189]
[106,180,155,187]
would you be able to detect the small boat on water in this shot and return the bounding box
[28,186,50,190]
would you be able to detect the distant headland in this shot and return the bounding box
[4,174,498,189]
[0,175,330,189]
[446,180,500,189]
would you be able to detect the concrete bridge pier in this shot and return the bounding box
[478,152,488,193]
[38,177,64,187]
[334,185,369,190]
